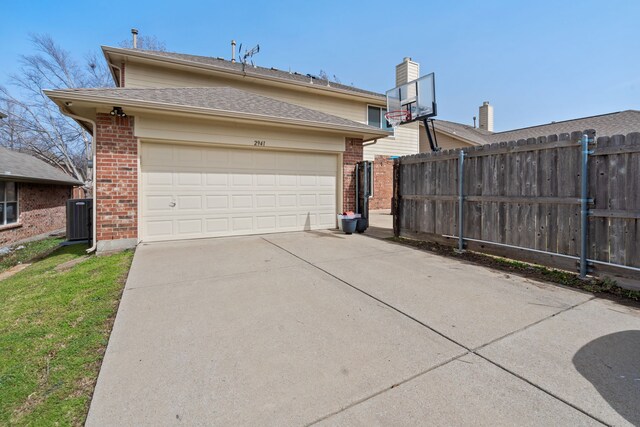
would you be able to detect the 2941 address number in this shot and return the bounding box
[254,140,266,146]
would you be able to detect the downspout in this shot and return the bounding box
[58,108,98,254]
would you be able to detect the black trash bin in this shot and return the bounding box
[356,218,368,233]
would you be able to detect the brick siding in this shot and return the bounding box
[0,183,71,246]
[369,155,394,210]
[342,138,363,212]
[95,113,138,243]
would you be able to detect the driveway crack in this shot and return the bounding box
[263,236,608,426]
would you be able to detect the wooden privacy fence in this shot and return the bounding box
[393,130,640,282]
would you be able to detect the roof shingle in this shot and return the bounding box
[433,110,640,145]
[49,86,387,134]
[104,47,385,99]
[0,147,82,185]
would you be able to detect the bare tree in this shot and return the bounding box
[119,35,167,51]
[0,34,113,191]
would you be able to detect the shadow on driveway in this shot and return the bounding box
[572,330,640,425]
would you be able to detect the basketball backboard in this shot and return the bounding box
[385,73,437,126]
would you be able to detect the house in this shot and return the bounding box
[0,146,82,246]
[425,104,640,150]
[46,42,429,252]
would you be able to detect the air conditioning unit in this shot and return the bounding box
[66,198,92,242]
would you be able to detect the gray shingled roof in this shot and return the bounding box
[0,147,82,185]
[49,86,387,133]
[431,119,491,145]
[105,47,385,99]
[433,110,640,145]
[485,110,640,142]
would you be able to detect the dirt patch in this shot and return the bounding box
[54,256,90,272]
[0,263,31,281]
[387,236,640,307]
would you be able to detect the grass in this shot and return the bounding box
[388,236,640,302]
[0,244,134,426]
[0,237,65,273]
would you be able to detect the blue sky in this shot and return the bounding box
[1,0,638,131]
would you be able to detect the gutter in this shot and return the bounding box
[57,108,98,254]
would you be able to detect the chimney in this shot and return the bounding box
[131,28,138,49]
[231,40,236,63]
[395,57,420,87]
[479,101,494,132]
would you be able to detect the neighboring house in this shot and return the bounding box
[424,104,640,150]
[0,111,6,119]
[47,45,430,252]
[0,147,82,246]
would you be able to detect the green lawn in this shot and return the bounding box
[0,243,134,426]
[0,237,64,273]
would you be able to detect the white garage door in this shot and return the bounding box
[141,143,338,242]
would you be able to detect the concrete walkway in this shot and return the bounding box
[87,230,640,426]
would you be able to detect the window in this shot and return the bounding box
[0,182,18,226]
[367,106,392,131]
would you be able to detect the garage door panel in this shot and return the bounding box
[177,172,202,186]
[256,174,276,186]
[256,215,277,230]
[205,217,229,233]
[142,143,338,242]
[232,217,253,231]
[146,195,174,211]
[319,194,335,207]
[231,195,253,209]
[177,219,202,235]
[231,173,253,187]
[206,195,229,209]
[176,195,202,210]
[278,175,297,186]
[206,173,228,186]
[146,220,173,237]
[256,195,276,208]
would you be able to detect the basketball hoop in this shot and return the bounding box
[384,110,410,128]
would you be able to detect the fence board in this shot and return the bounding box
[395,131,639,281]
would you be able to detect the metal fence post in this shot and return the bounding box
[579,134,592,278]
[457,150,465,252]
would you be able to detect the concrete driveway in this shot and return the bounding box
[87,231,640,426]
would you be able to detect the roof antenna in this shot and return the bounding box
[241,44,260,71]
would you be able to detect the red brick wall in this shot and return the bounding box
[95,113,138,243]
[342,138,363,212]
[0,183,71,246]
[369,155,394,210]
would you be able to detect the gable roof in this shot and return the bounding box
[485,110,640,143]
[433,110,640,145]
[431,120,491,145]
[102,46,386,100]
[0,146,83,185]
[45,86,390,139]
